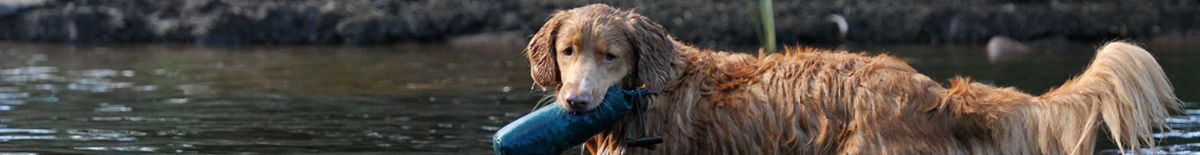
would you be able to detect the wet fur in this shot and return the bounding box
[525,4,1180,155]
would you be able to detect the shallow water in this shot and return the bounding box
[0,41,1194,154]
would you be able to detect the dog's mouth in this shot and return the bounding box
[559,98,599,112]
[564,100,590,112]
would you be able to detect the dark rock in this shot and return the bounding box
[336,14,402,44]
[15,5,129,42]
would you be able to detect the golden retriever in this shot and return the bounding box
[525,4,1179,155]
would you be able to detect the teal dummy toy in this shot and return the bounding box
[493,87,648,155]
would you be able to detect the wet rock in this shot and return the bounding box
[987,36,1031,63]
[0,0,46,17]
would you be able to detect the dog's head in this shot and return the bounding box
[525,4,674,112]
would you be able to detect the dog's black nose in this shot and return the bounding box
[565,93,591,111]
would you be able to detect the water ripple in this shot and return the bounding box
[72,146,158,152]
[66,129,146,141]
[0,135,57,141]
[88,116,187,122]
[1155,130,1200,139]
[1099,143,1200,155]
[0,128,56,134]
[94,103,132,112]
[1,66,59,83]
[0,92,29,100]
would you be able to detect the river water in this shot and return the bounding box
[0,41,1195,154]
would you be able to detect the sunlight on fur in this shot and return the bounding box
[525,4,1179,155]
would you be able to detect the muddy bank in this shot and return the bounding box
[0,0,1195,45]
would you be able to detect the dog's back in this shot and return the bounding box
[590,43,1177,155]
[593,47,962,154]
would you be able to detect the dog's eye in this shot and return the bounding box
[562,47,573,56]
[603,53,617,62]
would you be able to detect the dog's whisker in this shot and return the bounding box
[533,93,557,111]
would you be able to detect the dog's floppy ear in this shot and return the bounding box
[526,11,571,90]
[624,13,674,93]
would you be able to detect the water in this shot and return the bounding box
[0,41,1194,154]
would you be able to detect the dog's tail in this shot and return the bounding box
[1036,42,1180,154]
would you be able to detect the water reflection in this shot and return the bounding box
[0,42,535,154]
[0,41,1193,154]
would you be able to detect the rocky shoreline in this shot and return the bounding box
[0,0,1195,46]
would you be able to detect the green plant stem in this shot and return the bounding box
[760,0,776,55]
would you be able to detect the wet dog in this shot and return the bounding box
[525,4,1179,154]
